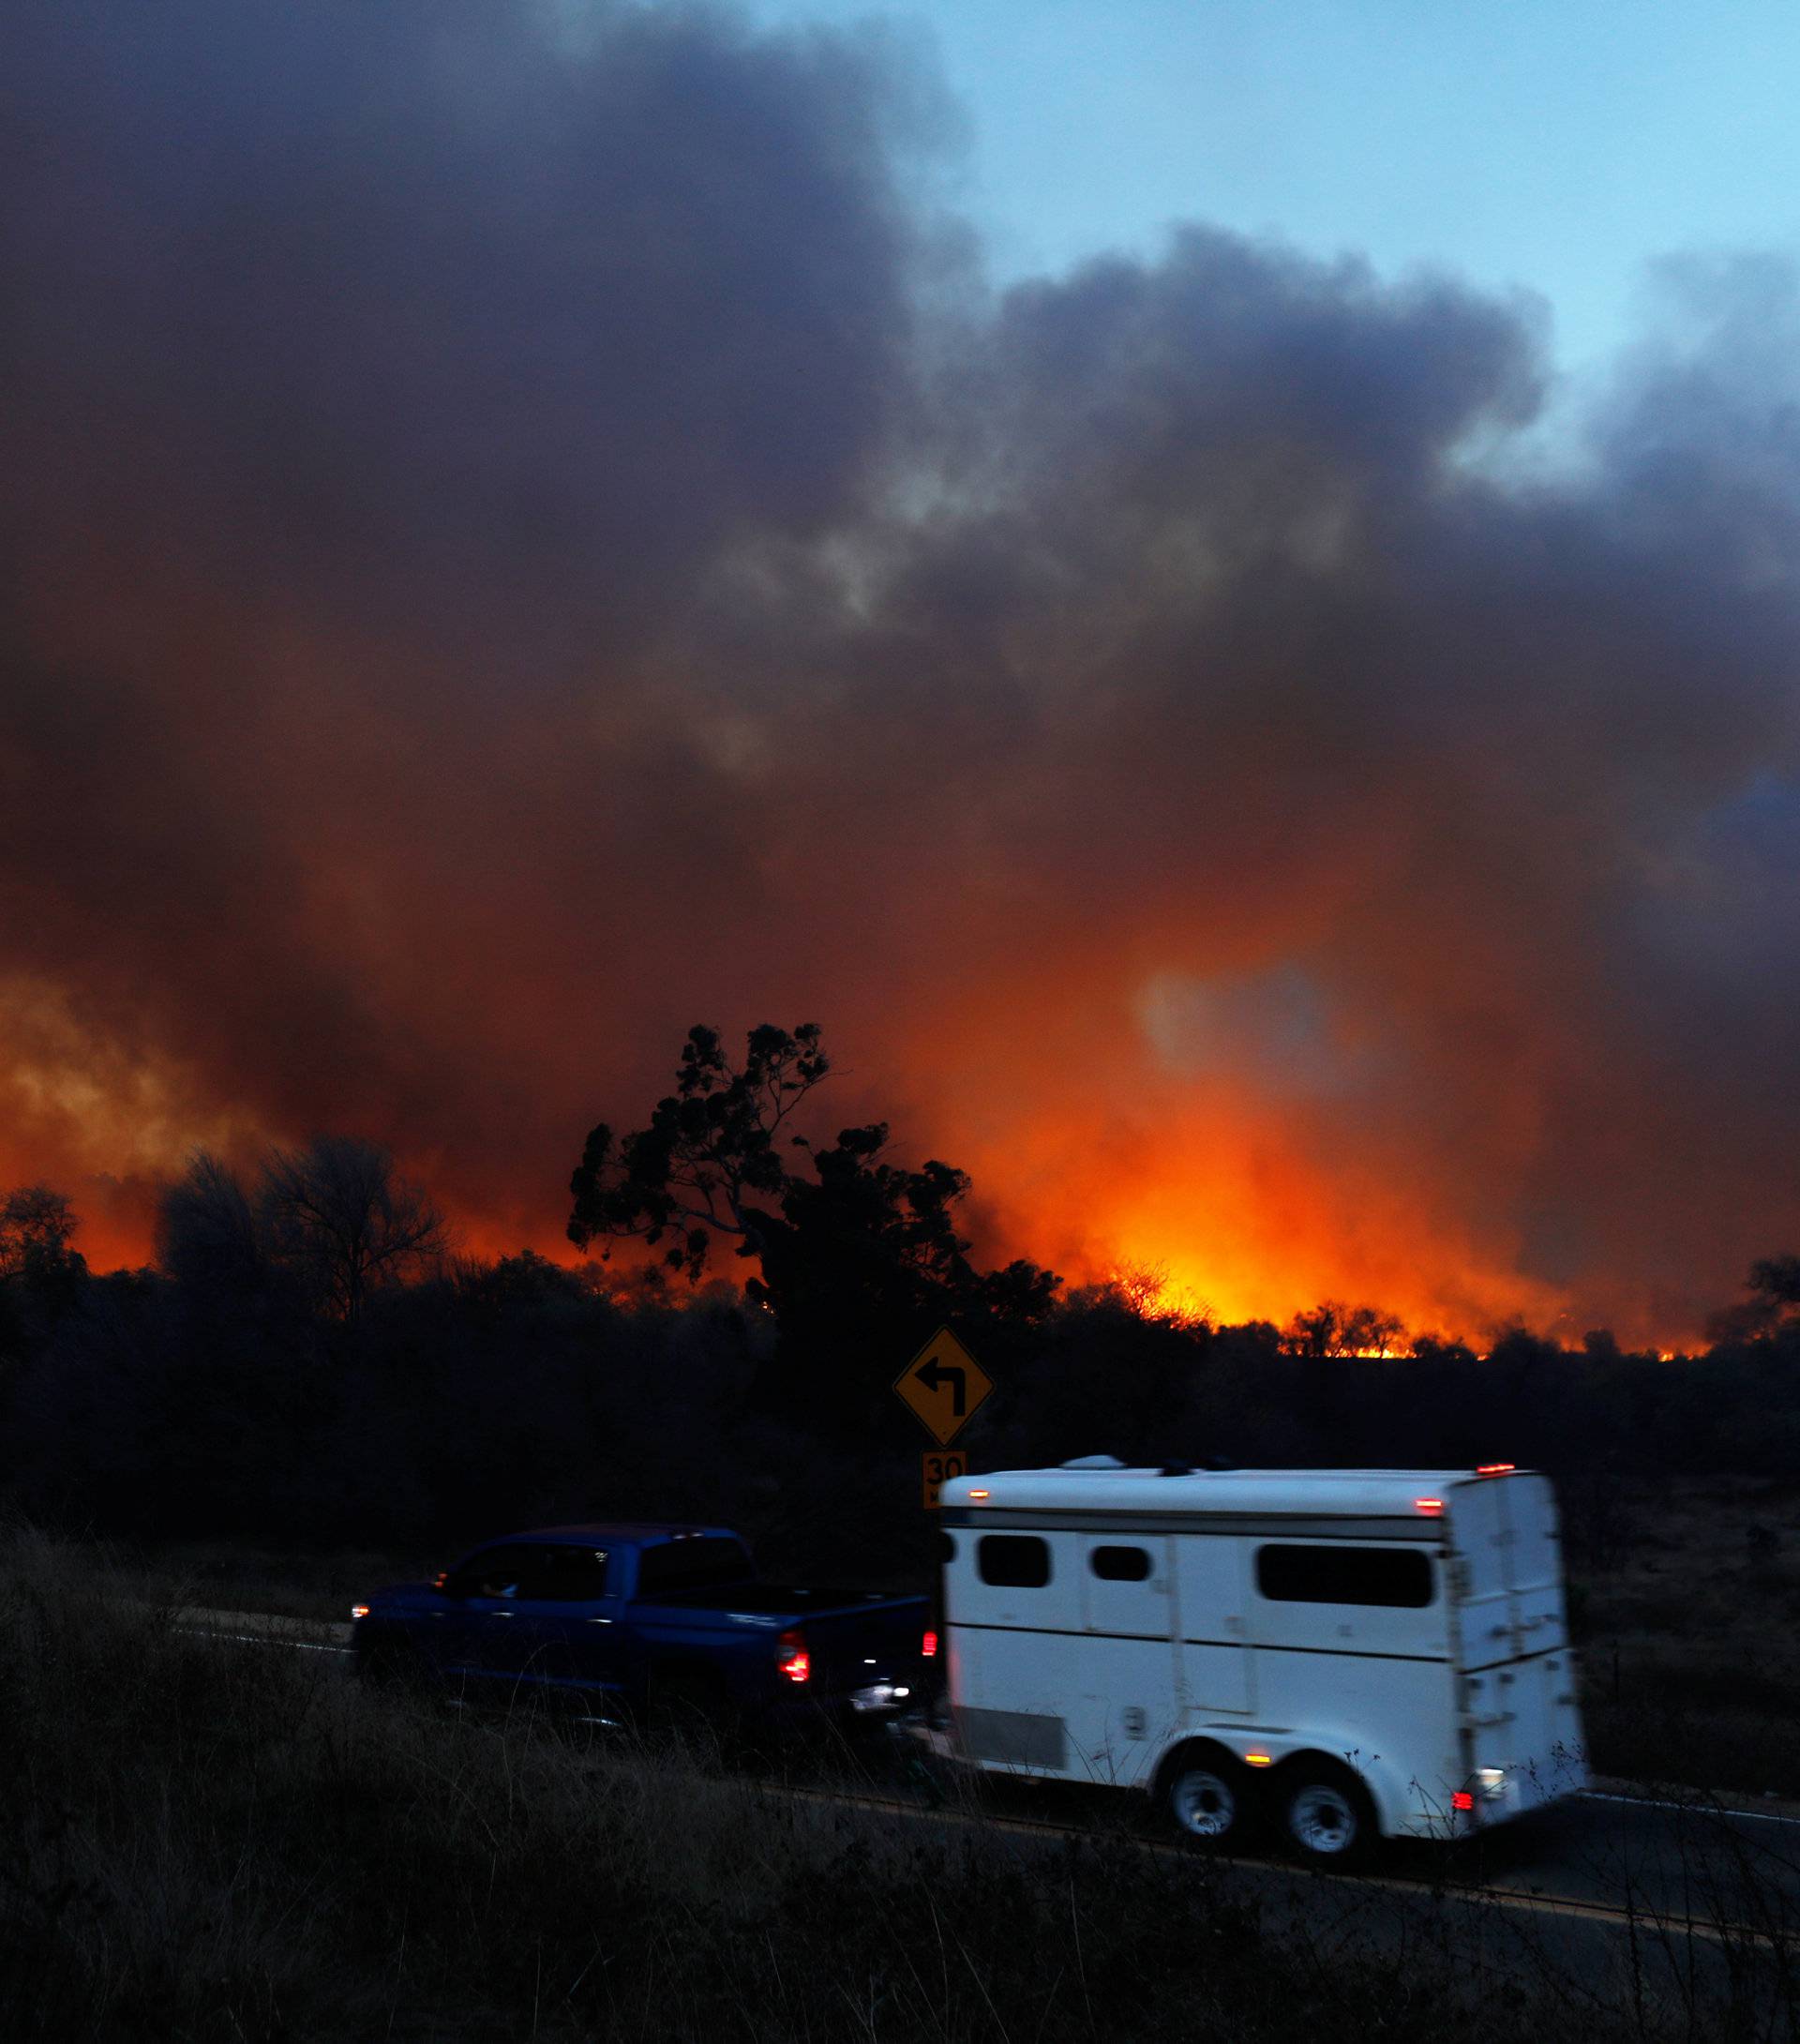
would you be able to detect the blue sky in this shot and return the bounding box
[753,0,1800,379]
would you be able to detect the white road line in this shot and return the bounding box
[178,1626,355,1657]
[1581,1790,1800,1829]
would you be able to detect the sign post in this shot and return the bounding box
[894,1326,993,1507]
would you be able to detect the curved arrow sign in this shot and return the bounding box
[893,1326,993,1447]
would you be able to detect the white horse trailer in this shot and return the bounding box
[935,1463,1587,1860]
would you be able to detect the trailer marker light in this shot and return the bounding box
[776,1630,810,1683]
[968,1489,990,1500]
[1244,1752,1273,1766]
[1451,1791,1475,1812]
[922,1630,938,1659]
[351,1605,370,1620]
[1414,1497,1445,1515]
[1476,1464,1516,1476]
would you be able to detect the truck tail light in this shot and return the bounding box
[922,1629,938,1659]
[1451,1791,1475,1812]
[776,1629,810,1684]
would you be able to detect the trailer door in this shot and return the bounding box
[1449,1480,1514,1665]
[1077,1535,1181,1783]
[1171,1534,1254,1714]
[1456,1477,1586,1809]
[1498,1475,1568,1655]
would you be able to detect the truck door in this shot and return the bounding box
[502,1544,622,1702]
[1171,1535,1254,1715]
[1075,1535,1181,1782]
[437,1542,547,1685]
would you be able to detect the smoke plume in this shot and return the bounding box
[5,0,1800,1339]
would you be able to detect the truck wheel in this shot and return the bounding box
[1162,1749,1253,1847]
[1276,1762,1375,1865]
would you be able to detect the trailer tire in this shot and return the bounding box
[1160,1745,1255,1847]
[1274,1759,1376,1865]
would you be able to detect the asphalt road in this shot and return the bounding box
[174,1602,1800,1966]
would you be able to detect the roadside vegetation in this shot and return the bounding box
[2,1530,1793,2043]
[1567,1477,1800,1801]
[8,1026,1800,1805]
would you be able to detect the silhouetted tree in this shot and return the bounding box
[0,1185,84,1286]
[1705,1255,1800,1344]
[0,1184,88,1340]
[569,1024,1059,1424]
[259,1136,448,1325]
[759,1122,1060,1339]
[1282,1300,1405,1358]
[1749,1255,1800,1322]
[568,1023,830,1278]
[158,1153,262,1295]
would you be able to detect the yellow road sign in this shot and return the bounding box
[893,1326,992,1447]
[922,1450,967,1510]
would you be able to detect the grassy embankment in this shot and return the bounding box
[1566,1478,1800,1800]
[4,1528,1798,2041]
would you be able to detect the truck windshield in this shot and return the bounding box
[636,1538,754,1597]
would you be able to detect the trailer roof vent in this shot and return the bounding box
[1060,1454,1127,1470]
[1158,1462,1194,1477]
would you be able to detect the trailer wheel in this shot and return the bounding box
[1162,1747,1253,1846]
[1275,1761,1376,1865]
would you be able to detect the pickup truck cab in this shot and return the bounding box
[352,1523,932,1732]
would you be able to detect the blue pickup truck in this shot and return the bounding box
[350,1523,933,1732]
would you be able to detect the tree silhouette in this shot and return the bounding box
[158,1153,262,1295]
[567,1023,829,1280]
[0,1184,87,1337]
[258,1136,448,1324]
[1708,1253,1800,1342]
[1282,1300,1406,1359]
[568,1024,1059,1420]
[0,1186,83,1285]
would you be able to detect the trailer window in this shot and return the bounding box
[978,1535,1052,1588]
[1255,1544,1433,1609]
[936,1533,958,1566]
[1090,1545,1152,1582]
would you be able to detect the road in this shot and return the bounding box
[173,1602,1800,1968]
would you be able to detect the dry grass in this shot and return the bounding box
[1565,1478,1800,1799]
[7,1526,1791,2041]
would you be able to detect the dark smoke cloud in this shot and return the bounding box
[3,0,1798,1335]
